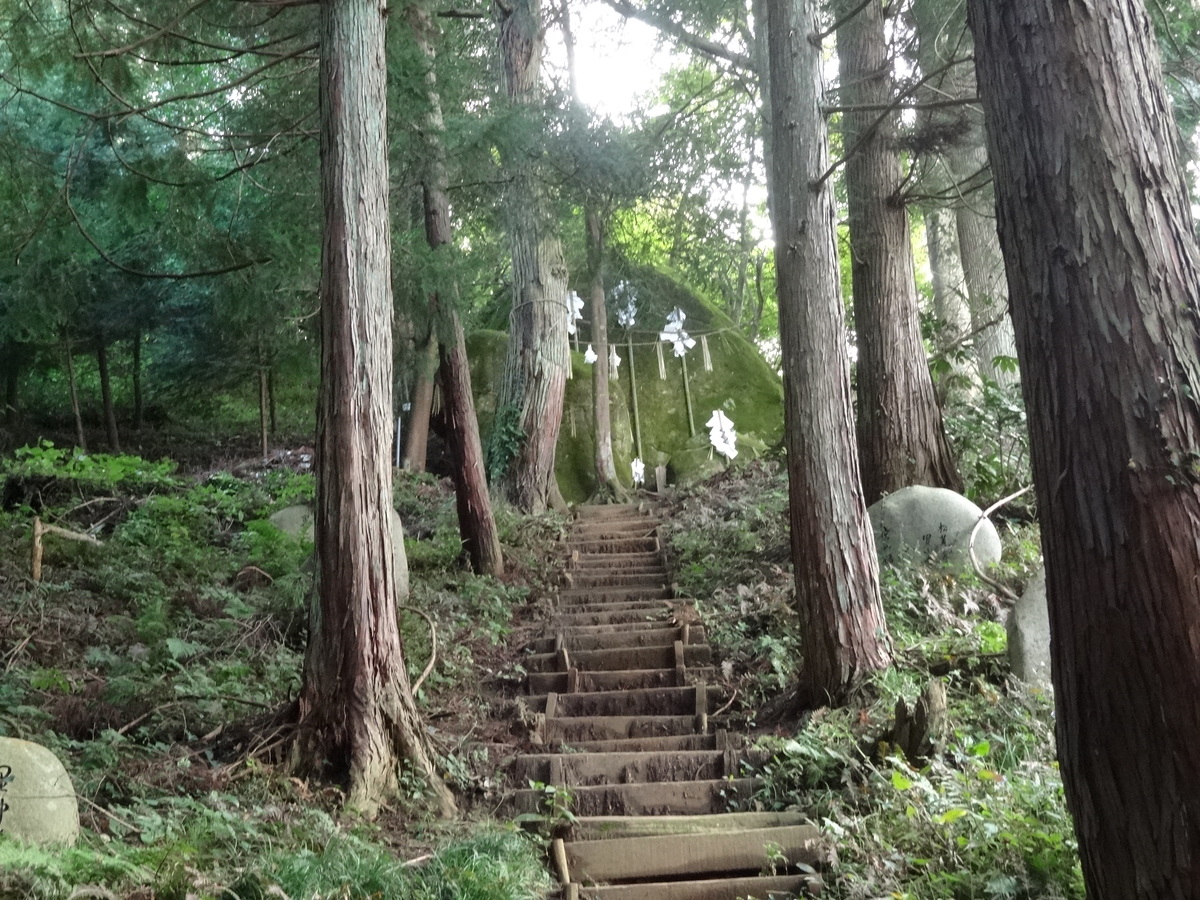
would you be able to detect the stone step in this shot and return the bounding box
[571,520,661,538]
[552,608,677,627]
[540,621,677,640]
[542,714,701,744]
[571,508,657,520]
[570,551,664,567]
[568,537,660,555]
[567,562,667,576]
[571,811,812,840]
[527,667,715,694]
[530,684,712,719]
[569,873,817,900]
[560,586,673,603]
[528,643,710,672]
[546,733,719,754]
[565,572,669,589]
[511,777,756,818]
[564,825,824,884]
[511,749,726,786]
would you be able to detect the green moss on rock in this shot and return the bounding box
[466,266,783,503]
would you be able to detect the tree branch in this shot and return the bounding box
[823,96,979,114]
[599,0,753,70]
[74,0,213,58]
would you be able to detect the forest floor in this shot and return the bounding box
[0,432,1084,899]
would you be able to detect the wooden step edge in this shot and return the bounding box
[564,824,825,883]
[572,872,821,899]
[570,811,813,840]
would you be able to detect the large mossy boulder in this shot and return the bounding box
[468,265,784,503]
[0,737,80,845]
[868,486,1002,574]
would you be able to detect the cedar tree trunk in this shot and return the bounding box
[64,338,87,452]
[765,0,892,706]
[407,0,504,576]
[293,0,454,819]
[969,0,1200,895]
[96,336,120,453]
[402,335,437,472]
[493,0,570,514]
[584,208,621,499]
[837,0,960,504]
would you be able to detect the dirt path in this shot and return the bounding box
[508,503,826,899]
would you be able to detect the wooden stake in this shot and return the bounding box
[627,331,644,460]
[31,516,103,583]
[681,355,697,437]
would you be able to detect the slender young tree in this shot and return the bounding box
[969,0,1200,895]
[291,0,454,818]
[560,0,622,500]
[909,0,1017,387]
[836,0,960,504]
[765,0,892,706]
[492,0,570,513]
[407,0,504,577]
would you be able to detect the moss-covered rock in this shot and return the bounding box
[467,265,784,503]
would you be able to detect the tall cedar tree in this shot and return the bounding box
[292,0,454,817]
[837,0,961,504]
[765,0,892,705]
[969,0,1200,894]
[493,0,571,513]
[561,0,622,500]
[407,0,504,576]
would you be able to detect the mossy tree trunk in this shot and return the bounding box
[402,335,437,472]
[408,0,504,577]
[585,207,622,500]
[292,0,454,819]
[63,335,87,452]
[970,0,1200,894]
[765,0,892,707]
[95,334,120,453]
[493,0,570,514]
[837,0,960,504]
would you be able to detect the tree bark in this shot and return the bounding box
[908,0,1017,386]
[837,0,961,504]
[258,366,270,459]
[407,0,504,577]
[969,1,1200,895]
[765,0,892,707]
[96,336,120,453]
[293,0,454,819]
[131,330,143,430]
[924,206,973,399]
[584,207,622,500]
[402,335,438,472]
[64,339,87,453]
[493,0,570,514]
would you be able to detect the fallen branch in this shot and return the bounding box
[398,605,438,694]
[31,516,104,582]
[968,485,1034,606]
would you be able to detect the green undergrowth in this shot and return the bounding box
[662,459,1082,900]
[0,442,560,899]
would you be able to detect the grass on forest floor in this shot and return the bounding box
[661,458,1083,900]
[0,441,560,900]
[1,439,1082,900]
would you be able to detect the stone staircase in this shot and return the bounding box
[509,503,827,899]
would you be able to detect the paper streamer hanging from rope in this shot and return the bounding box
[656,341,666,379]
[701,334,712,372]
